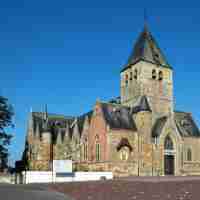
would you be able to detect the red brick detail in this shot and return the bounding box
[88,103,108,162]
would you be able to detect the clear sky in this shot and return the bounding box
[0,0,200,165]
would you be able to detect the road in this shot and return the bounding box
[0,184,72,200]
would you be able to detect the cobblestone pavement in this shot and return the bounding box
[48,176,200,200]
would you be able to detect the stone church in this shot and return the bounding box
[23,24,200,176]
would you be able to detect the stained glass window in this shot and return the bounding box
[164,135,173,150]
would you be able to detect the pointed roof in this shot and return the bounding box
[121,25,171,72]
[174,111,200,137]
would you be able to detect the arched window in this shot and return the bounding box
[164,135,173,150]
[96,143,100,161]
[158,71,163,81]
[95,135,100,161]
[152,69,156,79]
[83,142,88,161]
[187,148,192,161]
[134,69,138,80]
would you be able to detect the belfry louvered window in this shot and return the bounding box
[152,69,156,79]
[158,71,163,81]
[130,72,133,81]
[134,69,138,80]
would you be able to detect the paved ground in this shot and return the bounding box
[2,176,200,200]
[47,176,200,200]
[0,184,72,200]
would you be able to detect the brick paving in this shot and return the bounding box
[48,176,200,200]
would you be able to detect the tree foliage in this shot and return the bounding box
[0,96,14,170]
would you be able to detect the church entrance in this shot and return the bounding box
[164,155,174,175]
[164,135,175,175]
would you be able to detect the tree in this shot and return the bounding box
[0,96,14,171]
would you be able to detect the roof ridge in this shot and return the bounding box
[99,101,130,108]
[174,110,191,114]
[32,112,75,119]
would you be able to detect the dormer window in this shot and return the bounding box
[134,69,138,80]
[152,69,156,79]
[158,71,163,81]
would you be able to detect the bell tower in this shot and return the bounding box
[120,25,173,117]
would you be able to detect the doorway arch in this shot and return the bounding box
[164,135,175,175]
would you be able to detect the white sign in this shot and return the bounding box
[53,160,72,173]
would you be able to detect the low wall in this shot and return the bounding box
[0,174,14,184]
[21,171,113,184]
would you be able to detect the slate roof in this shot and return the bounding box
[108,97,121,104]
[32,112,74,132]
[76,111,93,134]
[100,102,137,131]
[121,25,171,72]
[174,111,200,137]
[31,111,94,140]
[131,95,152,114]
[31,112,75,141]
[152,116,168,138]
[152,111,200,138]
[30,107,200,139]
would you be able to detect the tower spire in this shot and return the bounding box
[143,8,149,31]
[144,8,148,27]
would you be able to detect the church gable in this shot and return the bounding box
[174,111,200,137]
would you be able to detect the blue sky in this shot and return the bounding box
[0,0,200,164]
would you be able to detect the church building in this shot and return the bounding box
[23,24,200,176]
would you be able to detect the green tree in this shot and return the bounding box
[0,96,14,171]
